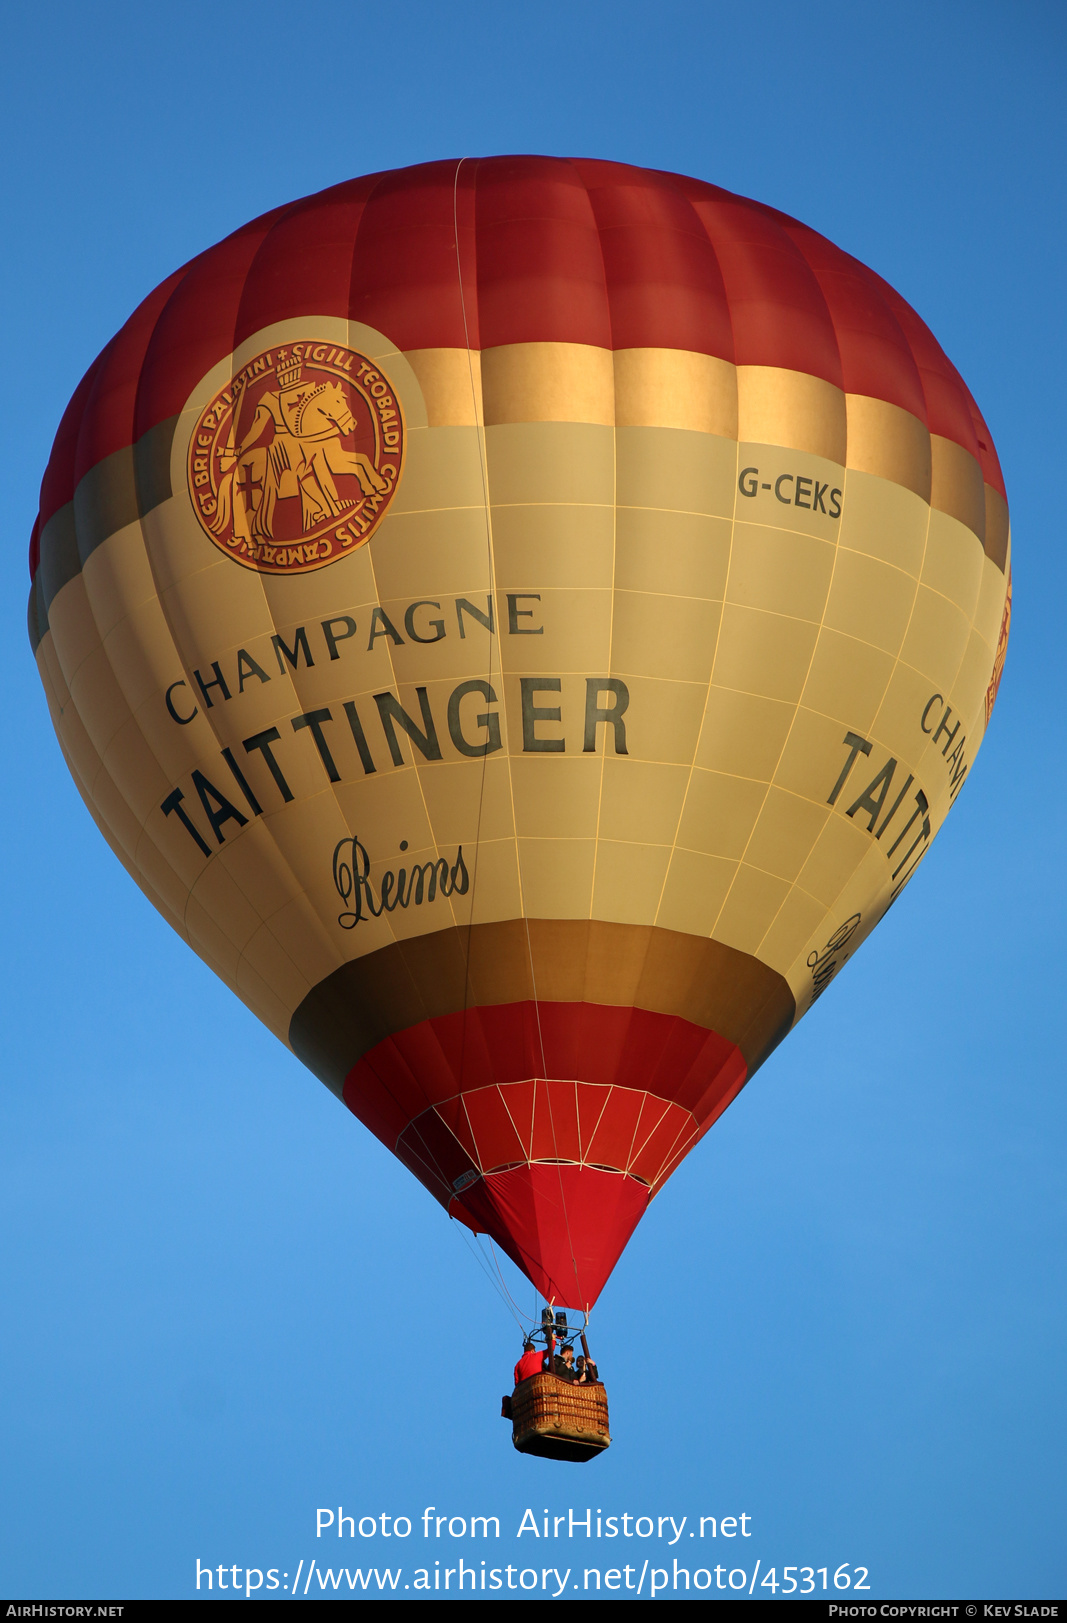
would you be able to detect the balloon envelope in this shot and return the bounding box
[29,158,1011,1309]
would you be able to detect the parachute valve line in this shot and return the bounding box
[451,154,497,1153]
[452,159,582,1316]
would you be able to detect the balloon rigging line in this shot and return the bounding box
[486,1234,540,1327]
[455,1221,514,1317]
[454,1220,528,1331]
[475,1237,529,1330]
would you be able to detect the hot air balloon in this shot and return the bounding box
[28,158,1010,1460]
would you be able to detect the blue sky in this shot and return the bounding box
[2,0,1064,1600]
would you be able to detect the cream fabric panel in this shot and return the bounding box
[401,343,997,549]
[38,325,1010,1059]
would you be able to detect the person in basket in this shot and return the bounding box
[513,1340,545,1385]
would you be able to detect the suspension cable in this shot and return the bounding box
[454,1223,526,1332]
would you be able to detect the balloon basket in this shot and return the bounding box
[507,1373,611,1463]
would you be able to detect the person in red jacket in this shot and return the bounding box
[513,1340,545,1385]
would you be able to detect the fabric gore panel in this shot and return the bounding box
[529,1079,581,1164]
[73,269,189,491]
[498,1081,537,1159]
[581,1086,646,1173]
[875,275,984,460]
[349,161,473,350]
[37,355,107,533]
[780,224,927,418]
[472,155,612,349]
[234,178,378,344]
[576,157,735,357]
[460,1085,529,1170]
[681,186,843,384]
[131,207,292,441]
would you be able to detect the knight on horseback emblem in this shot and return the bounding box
[187,341,405,575]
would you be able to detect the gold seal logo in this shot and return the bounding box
[187,342,404,573]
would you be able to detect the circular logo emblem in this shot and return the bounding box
[187,342,405,573]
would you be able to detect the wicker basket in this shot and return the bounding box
[510,1373,611,1463]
